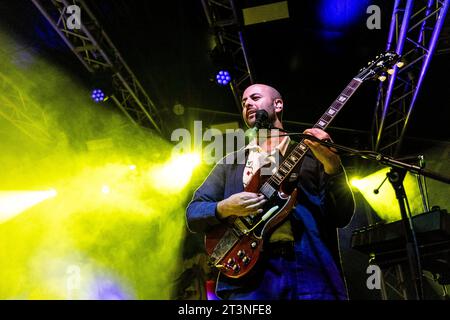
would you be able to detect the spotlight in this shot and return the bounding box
[350,169,422,222]
[215,70,231,86]
[151,153,202,192]
[49,188,58,197]
[350,178,363,189]
[319,0,368,29]
[101,185,110,194]
[91,89,106,103]
[0,189,58,223]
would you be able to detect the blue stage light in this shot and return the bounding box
[215,70,231,86]
[319,0,370,29]
[91,89,105,103]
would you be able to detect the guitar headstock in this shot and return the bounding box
[356,52,403,82]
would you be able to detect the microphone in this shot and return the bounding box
[254,109,271,130]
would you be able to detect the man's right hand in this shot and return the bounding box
[216,192,267,219]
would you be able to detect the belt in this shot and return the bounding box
[265,241,295,258]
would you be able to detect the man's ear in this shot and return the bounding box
[274,98,283,113]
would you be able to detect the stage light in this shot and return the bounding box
[319,0,369,29]
[129,165,136,171]
[101,185,110,194]
[350,178,364,190]
[216,70,231,86]
[350,168,423,222]
[0,189,57,223]
[209,45,234,86]
[151,153,201,192]
[91,89,106,103]
[49,188,58,197]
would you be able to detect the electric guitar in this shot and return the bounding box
[205,52,402,278]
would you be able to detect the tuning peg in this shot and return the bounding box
[396,61,404,68]
[378,75,387,82]
[387,69,395,75]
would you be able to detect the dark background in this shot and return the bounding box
[1,0,448,144]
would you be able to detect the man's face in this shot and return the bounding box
[241,84,279,128]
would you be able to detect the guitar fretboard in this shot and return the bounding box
[259,78,363,198]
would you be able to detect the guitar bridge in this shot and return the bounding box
[209,228,241,266]
[234,217,251,234]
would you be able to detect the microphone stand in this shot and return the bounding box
[271,131,450,184]
[271,130,450,300]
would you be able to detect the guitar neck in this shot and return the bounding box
[313,78,362,130]
[259,78,363,197]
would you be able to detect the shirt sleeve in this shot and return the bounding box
[321,164,356,228]
[185,162,227,233]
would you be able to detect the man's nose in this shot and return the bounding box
[245,100,254,109]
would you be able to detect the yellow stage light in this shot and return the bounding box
[151,153,201,192]
[101,185,110,194]
[0,189,57,223]
[350,168,423,222]
[350,178,364,189]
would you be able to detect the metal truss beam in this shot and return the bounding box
[30,0,162,134]
[201,0,254,111]
[372,0,449,156]
[370,0,449,300]
[0,72,52,146]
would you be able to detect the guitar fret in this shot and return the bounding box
[321,113,332,122]
[284,160,293,169]
[292,149,303,157]
[337,95,348,103]
[331,100,344,111]
[349,79,361,88]
[278,166,288,174]
[315,120,327,129]
[270,174,282,185]
[267,78,363,188]
[327,108,337,116]
[342,87,355,96]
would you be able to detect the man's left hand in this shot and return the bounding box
[303,128,341,175]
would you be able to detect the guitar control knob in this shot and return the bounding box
[237,250,245,258]
[242,256,250,265]
[227,258,235,265]
[232,264,240,273]
[251,241,257,249]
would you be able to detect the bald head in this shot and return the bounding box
[241,83,284,129]
[243,84,282,101]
